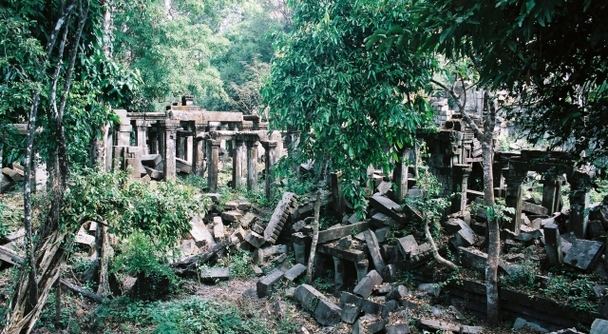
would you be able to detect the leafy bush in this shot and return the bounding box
[542,275,596,312]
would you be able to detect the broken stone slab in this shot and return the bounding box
[240,212,258,229]
[257,269,284,298]
[221,210,243,224]
[588,220,606,239]
[341,303,361,324]
[284,263,307,281]
[371,212,392,227]
[143,166,163,180]
[375,227,391,244]
[397,235,418,259]
[513,317,548,333]
[245,231,266,249]
[294,284,342,326]
[212,216,225,240]
[338,236,352,249]
[348,213,359,225]
[180,239,198,258]
[417,283,441,298]
[353,314,386,334]
[382,264,398,283]
[386,285,409,302]
[418,318,483,334]
[2,167,23,182]
[353,269,383,299]
[459,247,488,272]
[450,221,477,248]
[264,192,298,244]
[445,218,466,234]
[370,195,403,221]
[591,318,608,334]
[385,323,411,334]
[254,244,287,264]
[318,221,369,244]
[563,238,604,271]
[176,158,191,174]
[522,200,549,216]
[200,267,230,282]
[141,153,162,167]
[376,181,392,195]
[75,228,95,248]
[340,291,385,316]
[190,215,216,247]
[364,229,386,276]
[317,242,367,263]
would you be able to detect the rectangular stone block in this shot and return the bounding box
[314,298,342,326]
[397,235,418,258]
[563,238,604,271]
[284,263,307,281]
[257,269,284,298]
[294,284,326,311]
[200,267,230,282]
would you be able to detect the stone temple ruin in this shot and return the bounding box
[2,96,608,333]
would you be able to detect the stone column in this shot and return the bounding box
[186,136,193,164]
[333,256,345,291]
[261,140,277,200]
[161,120,179,180]
[193,137,206,176]
[569,171,591,239]
[505,164,527,234]
[394,147,411,204]
[117,121,131,147]
[331,172,344,220]
[452,164,472,213]
[207,139,220,192]
[542,178,562,215]
[246,140,259,191]
[355,259,369,283]
[232,139,245,189]
[135,120,148,154]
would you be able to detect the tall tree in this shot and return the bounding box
[262,0,435,213]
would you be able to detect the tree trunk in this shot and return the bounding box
[305,192,321,284]
[424,217,458,270]
[95,223,111,297]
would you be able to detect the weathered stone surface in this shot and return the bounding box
[264,192,298,244]
[254,244,287,263]
[341,303,361,324]
[180,239,198,258]
[364,229,386,276]
[563,238,604,271]
[212,216,225,240]
[75,228,95,248]
[591,318,608,334]
[386,285,408,302]
[353,270,383,298]
[340,291,385,316]
[246,231,266,248]
[284,263,307,281]
[370,195,403,221]
[417,283,441,298]
[353,314,385,334]
[445,218,466,234]
[450,222,476,248]
[513,317,548,332]
[544,222,563,266]
[141,153,162,167]
[317,243,367,263]
[240,212,258,229]
[418,318,482,334]
[385,323,411,334]
[190,215,216,247]
[221,210,243,223]
[371,212,391,227]
[397,235,418,258]
[458,247,487,272]
[382,264,398,283]
[0,244,22,265]
[347,213,359,225]
[588,220,606,239]
[375,227,391,244]
[318,221,369,244]
[377,181,392,195]
[256,269,284,298]
[176,157,192,174]
[200,267,230,282]
[598,295,608,319]
[293,284,343,326]
[522,200,549,216]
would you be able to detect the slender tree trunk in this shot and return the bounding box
[305,192,321,284]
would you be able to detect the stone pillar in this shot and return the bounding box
[161,120,179,180]
[246,140,259,191]
[292,233,308,264]
[331,172,344,220]
[232,139,245,189]
[452,164,472,213]
[207,139,220,192]
[135,120,148,154]
[544,222,563,266]
[186,136,193,164]
[117,121,131,147]
[355,259,369,283]
[505,164,527,234]
[261,140,277,200]
[394,147,411,204]
[333,256,345,291]
[193,137,206,176]
[542,178,562,215]
[569,171,591,239]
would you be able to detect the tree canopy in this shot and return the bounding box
[262,0,435,211]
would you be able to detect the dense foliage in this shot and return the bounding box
[263,0,435,212]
